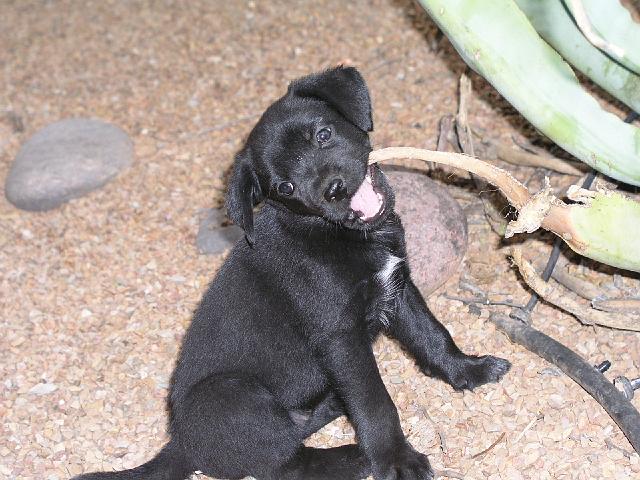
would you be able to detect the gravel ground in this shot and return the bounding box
[1,1,639,479]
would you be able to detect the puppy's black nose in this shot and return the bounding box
[324,178,347,202]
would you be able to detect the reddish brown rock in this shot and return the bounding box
[386,169,468,296]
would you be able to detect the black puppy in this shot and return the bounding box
[74,67,510,480]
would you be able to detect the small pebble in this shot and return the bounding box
[538,367,563,377]
[548,394,566,410]
[29,383,58,396]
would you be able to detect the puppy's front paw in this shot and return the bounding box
[448,355,511,391]
[372,443,434,480]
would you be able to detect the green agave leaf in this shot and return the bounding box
[417,0,640,186]
[564,0,640,75]
[569,189,640,272]
[516,0,640,113]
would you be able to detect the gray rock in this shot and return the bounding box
[5,118,133,211]
[387,170,468,297]
[197,208,244,255]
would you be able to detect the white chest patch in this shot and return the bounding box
[375,255,404,327]
[376,255,403,287]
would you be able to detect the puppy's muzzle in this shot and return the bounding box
[324,178,348,202]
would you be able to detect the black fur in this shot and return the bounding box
[73,66,510,480]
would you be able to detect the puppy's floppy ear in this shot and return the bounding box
[225,147,264,246]
[288,66,373,132]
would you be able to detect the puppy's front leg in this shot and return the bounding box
[390,280,511,391]
[316,325,433,479]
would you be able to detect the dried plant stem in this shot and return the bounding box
[591,297,640,314]
[513,414,543,444]
[455,75,509,235]
[470,432,505,459]
[369,147,640,273]
[510,247,640,331]
[369,147,571,241]
[474,126,584,176]
[456,74,475,157]
[369,147,530,208]
[493,143,583,176]
[533,255,602,301]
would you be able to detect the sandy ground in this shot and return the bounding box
[1,1,639,479]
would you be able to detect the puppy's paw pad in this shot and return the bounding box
[374,444,434,480]
[450,355,511,391]
[482,355,511,382]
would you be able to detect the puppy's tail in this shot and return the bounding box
[72,442,192,480]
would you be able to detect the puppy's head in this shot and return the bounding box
[226,66,393,244]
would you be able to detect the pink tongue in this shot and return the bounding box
[350,176,381,219]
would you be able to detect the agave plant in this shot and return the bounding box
[409,0,640,272]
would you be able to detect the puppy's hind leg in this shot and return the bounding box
[288,392,344,439]
[276,445,370,480]
[174,377,366,479]
[280,395,369,479]
[172,374,338,480]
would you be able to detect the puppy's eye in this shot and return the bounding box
[278,182,295,196]
[316,127,332,144]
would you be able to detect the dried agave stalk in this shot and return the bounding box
[369,147,640,272]
[510,246,640,331]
